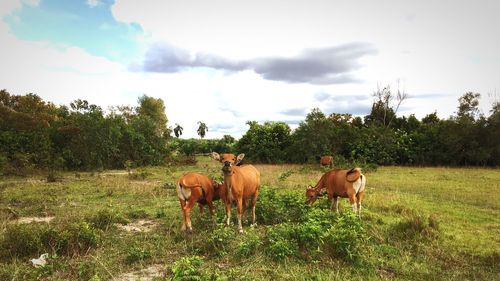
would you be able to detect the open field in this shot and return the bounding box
[1,157,499,280]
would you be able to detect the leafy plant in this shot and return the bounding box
[171,255,203,280]
[322,212,369,263]
[126,246,151,264]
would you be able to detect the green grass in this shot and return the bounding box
[0,157,499,280]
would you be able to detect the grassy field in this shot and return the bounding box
[0,157,499,280]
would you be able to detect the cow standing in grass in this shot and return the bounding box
[176,172,222,232]
[212,152,260,233]
[305,168,366,214]
[320,155,333,168]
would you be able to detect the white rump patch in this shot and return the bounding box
[176,184,191,201]
[352,174,366,194]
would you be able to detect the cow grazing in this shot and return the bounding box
[320,155,333,167]
[176,172,222,232]
[212,152,260,233]
[305,168,366,214]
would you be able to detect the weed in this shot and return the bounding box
[77,261,97,280]
[126,246,152,264]
[86,209,123,231]
[265,223,298,260]
[0,223,46,258]
[207,224,234,257]
[278,169,295,181]
[42,221,99,256]
[235,230,261,258]
[391,212,440,240]
[126,209,150,219]
[171,255,203,280]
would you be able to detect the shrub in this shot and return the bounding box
[86,209,123,231]
[256,188,311,225]
[264,223,298,260]
[0,223,46,258]
[171,255,203,280]
[44,221,99,256]
[322,212,368,263]
[235,230,261,258]
[207,224,234,257]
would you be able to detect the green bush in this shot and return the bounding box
[171,255,204,280]
[322,212,368,263]
[264,223,298,260]
[235,230,261,258]
[207,224,234,257]
[256,188,311,225]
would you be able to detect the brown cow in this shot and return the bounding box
[305,168,366,214]
[212,152,260,233]
[176,172,222,232]
[320,155,333,167]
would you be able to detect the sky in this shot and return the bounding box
[1,0,499,138]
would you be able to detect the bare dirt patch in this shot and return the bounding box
[115,264,166,281]
[116,219,158,233]
[16,216,55,224]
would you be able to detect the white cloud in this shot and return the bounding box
[1,0,499,140]
[86,0,101,8]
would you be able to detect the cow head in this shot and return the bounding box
[305,185,318,205]
[211,152,245,174]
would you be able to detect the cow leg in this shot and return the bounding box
[356,191,364,215]
[207,200,215,216]
[236,198,244,233]
[184,197,197,232]
[225,199,231,226]
[348,192,357,213]
[179,199,187,231]
[251,191,258,225]
[198,204,204,215]
[331,196,339,213]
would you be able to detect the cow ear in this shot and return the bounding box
[211,152,220,161]
[236,153,245,164]
[307,185,313,190]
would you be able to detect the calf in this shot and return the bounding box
[305,168,366,214]
[176,172,222,232]
[212,152,260,233]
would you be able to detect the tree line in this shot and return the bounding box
[1,89,498,175]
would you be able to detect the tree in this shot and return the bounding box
[365,83,408,128]
[137,95,169,136]
[236,121,291,163]
[173,123,183,138]
[197,121,208,139]
[457,92,481,121]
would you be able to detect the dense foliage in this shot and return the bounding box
[0,90,170,174]
[239,91,499,166]
[1,89,498,175]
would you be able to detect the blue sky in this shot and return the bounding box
[4,0,143,62]
[1,0,499,138]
